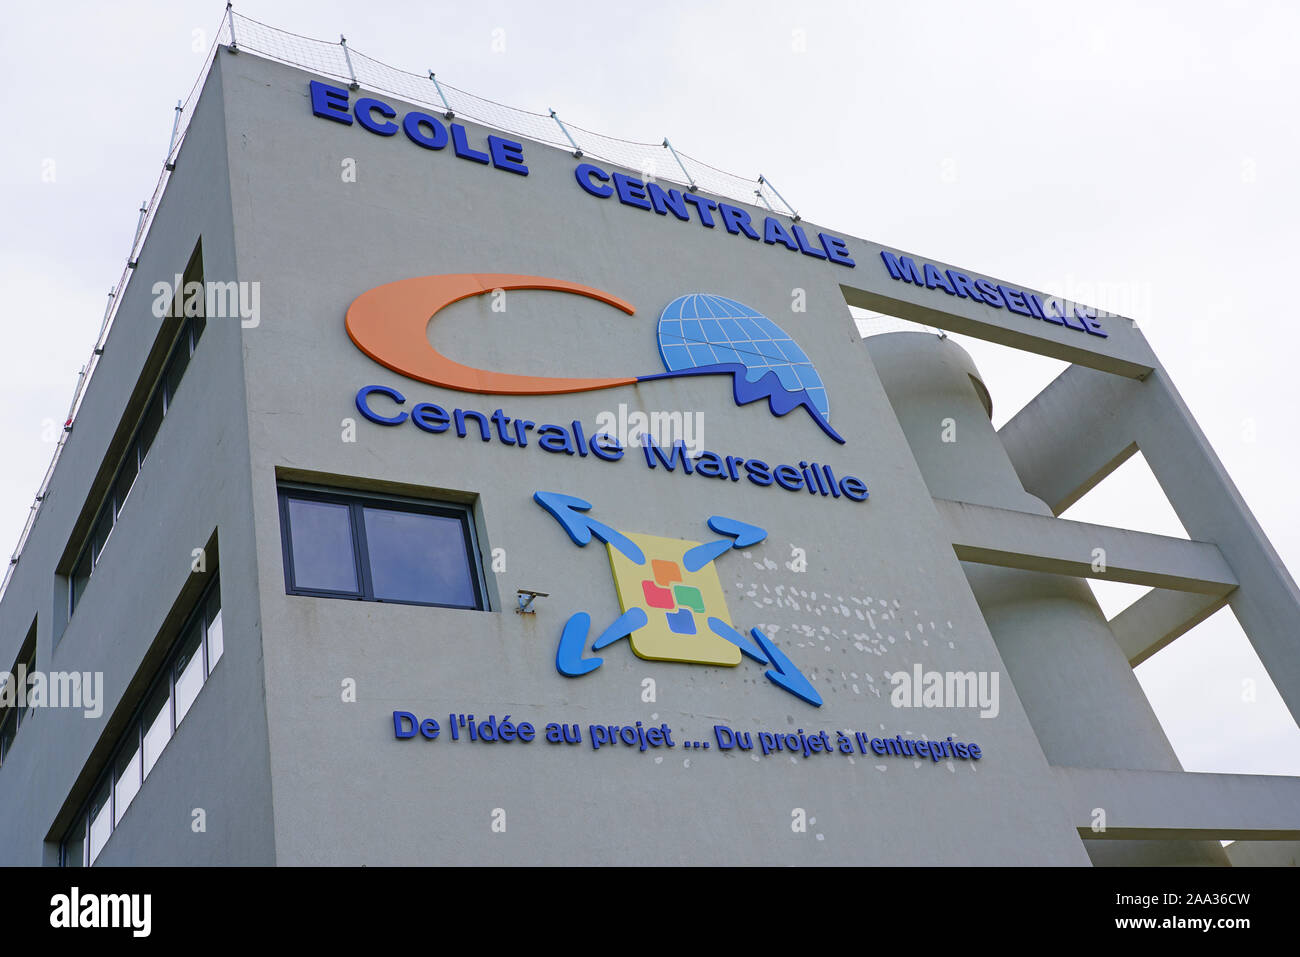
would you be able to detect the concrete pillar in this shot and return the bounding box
[865,332,1227,865]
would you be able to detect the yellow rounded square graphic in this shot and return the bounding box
[606,532,742,666]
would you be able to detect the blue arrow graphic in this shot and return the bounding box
[533,491,646,564]
[708,618,821,707]
[682,516,767,571]
[556,613,603,677]
[750,628,823,707]
[555,608,651,677]
[591,608,649,650]
[708,617,769,664]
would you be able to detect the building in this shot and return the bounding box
[1,21,1298,866]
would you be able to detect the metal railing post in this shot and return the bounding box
[166,100,183,170]
[548,109,582,158]
[427,72,455,119]
[127,203,147,268]
[226,3,238,53]
[662,138,697,191]
[757,174,799,222]
[340,35,359,90]
[94,291,114,355]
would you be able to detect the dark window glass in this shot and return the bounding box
[71,549,91,611]
[280,488,484,609]
[19,653,35,727]
[71,546,92,605]
[138,392,164,463]
[190,314,206,347]
[90,507,114,568]
[113,446,139,519]
[63,814,86,867]
[173,623,204,725]
[0,709,15,765]
[163,335,191,410]
[286,499,359,594]
[363,507,477,607]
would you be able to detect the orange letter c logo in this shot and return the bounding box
[345,273,638,395]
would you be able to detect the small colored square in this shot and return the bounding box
[672,584,705,613]
[652,559,682,587]
[665,608,696,635]
[642,580,675,609]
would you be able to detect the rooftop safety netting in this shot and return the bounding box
[227,12,799,211]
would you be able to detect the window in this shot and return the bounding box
[0,632,37,771]
[60,576,222,866]
[278,485,486,610]
[67,313,206,619]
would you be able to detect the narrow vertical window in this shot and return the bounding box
[113,732,142,825]
[284,498,361,594]
[206,595,224,670]
[173,623,204,725]
[141,680,172,780]
[88,779,112,864]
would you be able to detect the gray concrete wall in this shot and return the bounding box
[0,52,275,866]
[222,51,1089,865]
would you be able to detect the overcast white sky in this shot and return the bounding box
[1,1,1296,776]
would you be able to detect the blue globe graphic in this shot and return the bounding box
[656,294,830,419]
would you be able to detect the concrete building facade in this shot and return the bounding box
[1,40,1297,866]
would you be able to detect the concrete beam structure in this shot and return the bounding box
[840,261,1157,379]
[866,332,1233,865]
[1226,842,1300,866]
[936,499,1238,596]
[1055,767,1300,842]
[1108,588,1231,667]
[998,362,1300,727]
[999,364,1141,516]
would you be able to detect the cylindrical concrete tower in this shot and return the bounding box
[865,331,1227,866]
